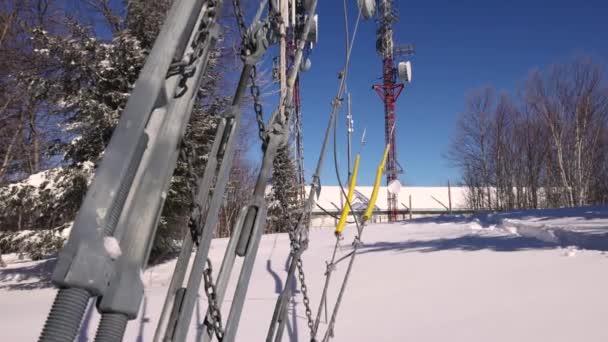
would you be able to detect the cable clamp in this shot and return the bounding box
[325,261,337,275]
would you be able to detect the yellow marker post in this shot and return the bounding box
[335,154,361,235]
[362,144,390,222]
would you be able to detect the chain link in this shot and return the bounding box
[168,0,228,339]
[167,0,220,98]
[180,136,226,340]
[203,259,225,341]
[170,1,273,341]
[250,65,267,143]
[180,1,265,339]
[232,0,248,39]
[232,0,267,145]
[296,257,315,333]
[283,209,315,334]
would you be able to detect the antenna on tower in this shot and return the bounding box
[368,0,414,222]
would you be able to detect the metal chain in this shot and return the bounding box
[180,136,226,340]
[232,0,248,39]
[164,1,233,339]
[161,1,271,341]
[296,257,314,333]
[284,209,315,334]
[167,0,220,97]
[232,0,267,144]
[175,2,269,340]
[203,259,225,341]
[250,65,267,144]
[179,126,225,341]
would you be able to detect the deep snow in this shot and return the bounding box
[2,207,608,341]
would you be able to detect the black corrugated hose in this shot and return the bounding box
[38,288,91,342]
[94,313,128,342]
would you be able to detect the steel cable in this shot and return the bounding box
[310,3,364,341]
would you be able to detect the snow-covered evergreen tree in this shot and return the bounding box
[0,1,231,261]
[266,144,300,233]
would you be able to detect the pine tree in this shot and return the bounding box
[0,1,232,261]
[266,144,300,233]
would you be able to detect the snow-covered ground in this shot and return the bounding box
[2,207,608,341]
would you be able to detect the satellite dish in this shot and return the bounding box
[387,179,402,195]
[306,15,319,44]
[398,61,412,83]
[357,0,376,20]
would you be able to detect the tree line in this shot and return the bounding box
[448,57,608,210]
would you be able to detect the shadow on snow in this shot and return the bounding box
[404,205,608,227]
[371,205,608,253]
[0,257,55,290]
[358,234,557,255]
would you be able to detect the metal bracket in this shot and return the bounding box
[312,175,322,199]
[221,105,239,119]
[325,261,336,275]
[241,20,273,65]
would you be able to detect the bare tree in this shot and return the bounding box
[525,58,608,206]
[489,93,515,209]
[450,57,608,211]
[447,87,495,209]
[0,0,62,182]
[512,101,548,208]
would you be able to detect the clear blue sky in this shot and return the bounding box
[82,0,608,187]
[297,0,608,186]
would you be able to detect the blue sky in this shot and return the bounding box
[80,0,608,187]
[295,0,608,186]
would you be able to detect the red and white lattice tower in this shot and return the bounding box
[371,0,413,222]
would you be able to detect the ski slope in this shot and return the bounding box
[2,207,608,341]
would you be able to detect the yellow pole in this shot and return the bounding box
[362,144,390,222]
[335,154,361,235]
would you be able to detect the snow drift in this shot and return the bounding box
[2,206,608,341]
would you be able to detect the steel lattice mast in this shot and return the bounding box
[372,0,413,222]
[289,0,309,204]
[293,78,306,201]
[290,34,306,203]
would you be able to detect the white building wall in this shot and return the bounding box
[307,186,470,228]
[309,186,469,211]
